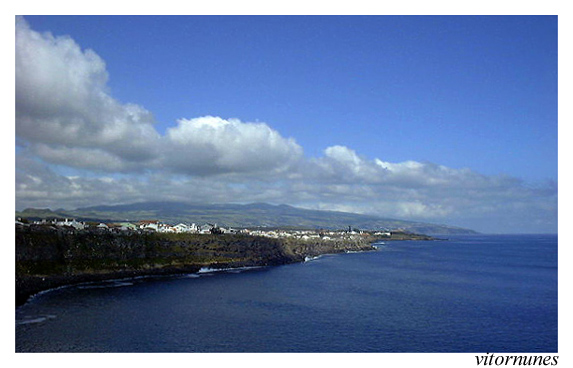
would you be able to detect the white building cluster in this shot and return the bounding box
[17,217,237,235]
[17,217,389,240]
[245,228,370,242]
[135,221,235,234]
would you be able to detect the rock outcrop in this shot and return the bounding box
[16,227,376,306]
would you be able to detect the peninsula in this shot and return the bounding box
[16,221,434,306]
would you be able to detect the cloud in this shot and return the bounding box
[15,146,557,233]
[15,17,160,171]
[15,17,303,177]
[280,145,557,232]
[163,116,304,175]
[14,17,557,233]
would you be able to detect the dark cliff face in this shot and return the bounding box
[16,229,300,278]
[15,228,370,305]
[16,228,377,306]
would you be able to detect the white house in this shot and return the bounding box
[56,218,86,230]
[173,223,192,233]
[139,221,159,231]
[374,231,391,237]
[198,224,214,234]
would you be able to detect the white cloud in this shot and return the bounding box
[163,116,303,175]
[15,17,303,177]
[15,150,557,233]
[304,145,386,183]
[31,144,137,172]
[15,17,160,168]
[14,17,558,233]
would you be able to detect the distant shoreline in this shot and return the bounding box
[16,201,479,235]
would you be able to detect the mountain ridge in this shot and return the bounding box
[16,201,478,235]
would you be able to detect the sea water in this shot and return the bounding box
[15,234,557,352]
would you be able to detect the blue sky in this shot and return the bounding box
[15,15,558,233]
[23,15,557,180]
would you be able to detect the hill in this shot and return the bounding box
[16,201,478,235]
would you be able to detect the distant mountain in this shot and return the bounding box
[16,208,71,219]
[16,201,478,235]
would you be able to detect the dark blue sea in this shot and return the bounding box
[15,234,558,352]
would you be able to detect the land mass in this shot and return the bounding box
[16,201,478,235]
[15,225,433,307]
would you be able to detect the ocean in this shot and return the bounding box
[15,234,557,352]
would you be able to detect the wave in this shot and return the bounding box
[77,281,134,290]
[371,242,386,250]
[304,255,322,262]
[26,284,74,302]
[197,266,263,274]
[16,314,56,325]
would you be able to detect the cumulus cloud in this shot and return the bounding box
[163,116,303,175]
[278,145,557,231]
[16,150,557,233]
[15,16,303,177]
[16,16,160,171]
[14,17,557,233]
[317,145,382,181]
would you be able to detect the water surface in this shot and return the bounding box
[16,234,557,352]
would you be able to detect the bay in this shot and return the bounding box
[15,234,558,352]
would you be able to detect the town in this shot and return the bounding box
[15,217,394,241]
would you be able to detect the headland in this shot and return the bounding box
[16,223,434,306]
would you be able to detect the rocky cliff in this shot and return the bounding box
[16,227,376,306]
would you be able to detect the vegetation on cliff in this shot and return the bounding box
[16,227,378,306]
[16,201,478,235]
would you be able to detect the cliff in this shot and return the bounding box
[16,227,376,306]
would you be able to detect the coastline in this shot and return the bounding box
[16,265,204,307]
[16,229,384,307]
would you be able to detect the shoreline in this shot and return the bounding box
[16,255,311,307]
[16,230,382,306]
[17,248,378,307]
[16,265,204,307]
[16,228,433,307]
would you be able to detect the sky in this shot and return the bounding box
[14,15,559,234]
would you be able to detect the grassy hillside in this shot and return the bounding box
[16,201,478,235]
